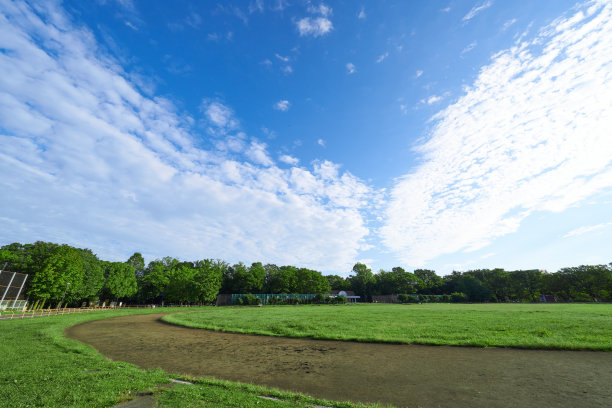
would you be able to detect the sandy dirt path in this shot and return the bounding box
[65,313,612,408]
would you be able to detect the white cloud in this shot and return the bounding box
[203,100,238,130]
[0,1,373,273]
[275,53,290,63]
[358,7,366,20]
[382,1,612,265]
[317,139,326,147]
[308,4,332,17]
[463,1,493,22]
[274,100,290,111]
[249,0,264,14]
[279,154,299,166]
[376,52,389,63]
[422,95,443,105]
[296,17,333,37]
[245,141,273,166]
[346,62,356,74]
[441,7,451,13]
[502,18,517,31]
[461,41,477,54]
[281,65,293,74]
[124,21,138,31]
[563,223,612,239]
[416,70,423,78]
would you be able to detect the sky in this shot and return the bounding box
[1,0,611,276]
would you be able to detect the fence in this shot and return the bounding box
[0,304,163,321]
[230,293,320,305]
[0,270,29,311]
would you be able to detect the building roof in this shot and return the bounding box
[329,290,358,297]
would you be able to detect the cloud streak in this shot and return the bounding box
[564,223,612,239]
[382,1,612,265]
[463,1,493,22]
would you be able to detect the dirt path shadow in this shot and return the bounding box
[65,313,612,408]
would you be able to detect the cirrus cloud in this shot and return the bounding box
[381,0,612,266]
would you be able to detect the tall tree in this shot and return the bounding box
[247,262,266,293]
[127,252,146,278]
[349,263,374,302]
[27,245,85,306]
[325,274,347,290]
[77,248,105,302]
[295,268,331,294]
[414,269,443,294]
[103,262,137,301]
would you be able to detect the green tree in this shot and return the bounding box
[295,268,331,294]
[454,275,491,302]
[165,262,198,304]
[414,269,443,294]
[77,248,105,302]
[103,262,137,301]
[349,263,374,302]
[247,262,266,293]
[264,265,298,293]
[127,252,146,278]
[325,274,347,290]
[27,245,85,307]
[508,270,542,301]
[194,259,225,303]
[137,257,178,303]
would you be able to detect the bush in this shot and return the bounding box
[313,293,325,304]
[335,295,347,304]
[596,290,610,301]
[451,292,468,303]
[240,294,260,306]
[572,292,592,302]
[442,294,452,303]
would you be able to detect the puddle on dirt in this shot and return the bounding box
[66,313,612,408]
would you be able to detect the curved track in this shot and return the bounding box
[66,313,612,408]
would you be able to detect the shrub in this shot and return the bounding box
[596,290,610,301]
[451,292,468,303]
[572,292,592,302]
[240,294,260,305]
[313,293,325,304]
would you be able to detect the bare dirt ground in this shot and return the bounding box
[65,313,612,408]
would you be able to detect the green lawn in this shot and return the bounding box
[163,303,612,351]
[0,308,379,408]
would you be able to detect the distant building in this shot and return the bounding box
[372,294,398,303]
[539,294,556,303]
[329,290,360,303]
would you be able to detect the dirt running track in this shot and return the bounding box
[65,313,612,408]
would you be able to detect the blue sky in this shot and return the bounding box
[1,0,611,276]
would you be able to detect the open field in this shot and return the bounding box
[0,308,373,408]
[68,312,612,408]
[163,303,612,350]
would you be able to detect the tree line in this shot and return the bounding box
[0,242,331,307]
[334,263,612,303]
[1,241,610,307]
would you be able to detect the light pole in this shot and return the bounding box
[58,282,70,309]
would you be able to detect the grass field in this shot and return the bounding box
[163,303,612,351]
[0,308,378,408]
